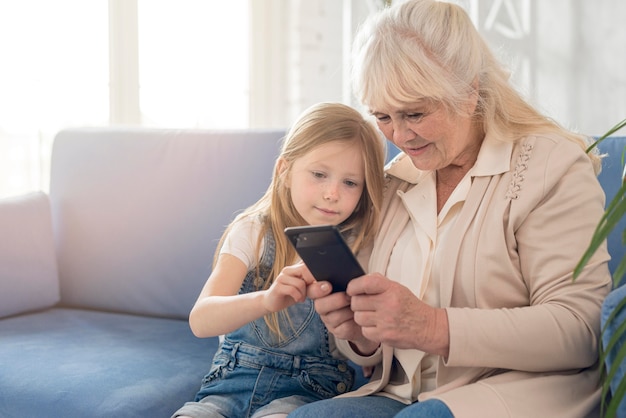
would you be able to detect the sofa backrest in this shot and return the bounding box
[49,128,284,319]
[48,130,625,319]
[596,136,626,278]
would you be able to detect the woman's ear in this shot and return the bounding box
[467,78,480,115]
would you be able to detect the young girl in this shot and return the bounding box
[172,102,386,418]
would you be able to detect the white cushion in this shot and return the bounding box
[0,192,60,318]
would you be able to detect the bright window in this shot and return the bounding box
[0,0,249,198]
[0,1,109,197]
[138,0,249,128]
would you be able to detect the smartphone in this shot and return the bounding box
[284,225,365,293]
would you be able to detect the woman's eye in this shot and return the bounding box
[407,113,424,120]
[375,114,390,123]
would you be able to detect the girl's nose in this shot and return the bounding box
[324,183,339,201]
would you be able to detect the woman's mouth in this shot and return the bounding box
[404,143,430,156]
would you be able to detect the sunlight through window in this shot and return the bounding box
[0,1,108,198]
[138,0,249,128]
[0,1,249,198]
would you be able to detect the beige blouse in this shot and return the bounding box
[384,168,472,401]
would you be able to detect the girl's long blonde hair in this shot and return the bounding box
[352,0,601,173]
[215,102,386,336]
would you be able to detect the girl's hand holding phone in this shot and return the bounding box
[262,262,315,313]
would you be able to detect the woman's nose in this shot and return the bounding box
[391,119,414,144]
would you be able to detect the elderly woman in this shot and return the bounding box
[289,1,612,417]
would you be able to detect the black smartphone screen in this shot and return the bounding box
[284,225,365,292]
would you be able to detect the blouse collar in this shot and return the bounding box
[384,133,514,184]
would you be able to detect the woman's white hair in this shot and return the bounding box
[351,0,600,171]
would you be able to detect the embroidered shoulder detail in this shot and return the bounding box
[506,142,534,200]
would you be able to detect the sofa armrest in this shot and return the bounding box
[0,192,59,318]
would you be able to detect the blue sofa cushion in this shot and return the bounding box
[596,137,626,275]
[0,192,59,318]
[595,136,626,415]
[601,284,626,416]
[0,308,219,418]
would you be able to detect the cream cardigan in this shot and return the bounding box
[338,133,612,418]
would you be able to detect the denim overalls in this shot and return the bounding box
[191,232,355,417]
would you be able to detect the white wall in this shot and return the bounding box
[1,0,625,197]
[265,0,626,137]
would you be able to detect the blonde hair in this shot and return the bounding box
[215,102,386,337]
[352,0,601,173]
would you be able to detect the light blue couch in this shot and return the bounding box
[595,136,626,416]
[0,129,624,417]
[0,128,287,417]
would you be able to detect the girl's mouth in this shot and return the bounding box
[316,207,338,216]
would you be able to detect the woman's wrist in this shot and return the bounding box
[431,308,450,359]
[349,338,380,357]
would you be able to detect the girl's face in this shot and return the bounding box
[287,140,365,226]
[371,101,481,173]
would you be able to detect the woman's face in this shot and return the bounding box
[371,100,482,173]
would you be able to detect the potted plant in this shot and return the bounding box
[574,117,626,417]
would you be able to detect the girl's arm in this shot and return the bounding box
[189,254,312,338]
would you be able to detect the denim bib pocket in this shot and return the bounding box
[298,360,355,399]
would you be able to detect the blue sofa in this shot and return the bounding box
[595,136,626,416]
[0,129,286,418]
[0,129,623,417]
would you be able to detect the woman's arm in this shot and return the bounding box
[446,139,612,371]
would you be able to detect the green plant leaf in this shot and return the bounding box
[603,324,626,416]
[599,295,626,417]
[574,181,626,279]
[586,118,626,153]
[579,118,626,417]
[613,254,626,288]
[605,375,626,418]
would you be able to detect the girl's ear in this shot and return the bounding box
[276,157,290,187]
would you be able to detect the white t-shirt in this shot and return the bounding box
[219,215,264,270]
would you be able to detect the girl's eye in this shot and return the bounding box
[312,171,325,179]
[344,179,359,188]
